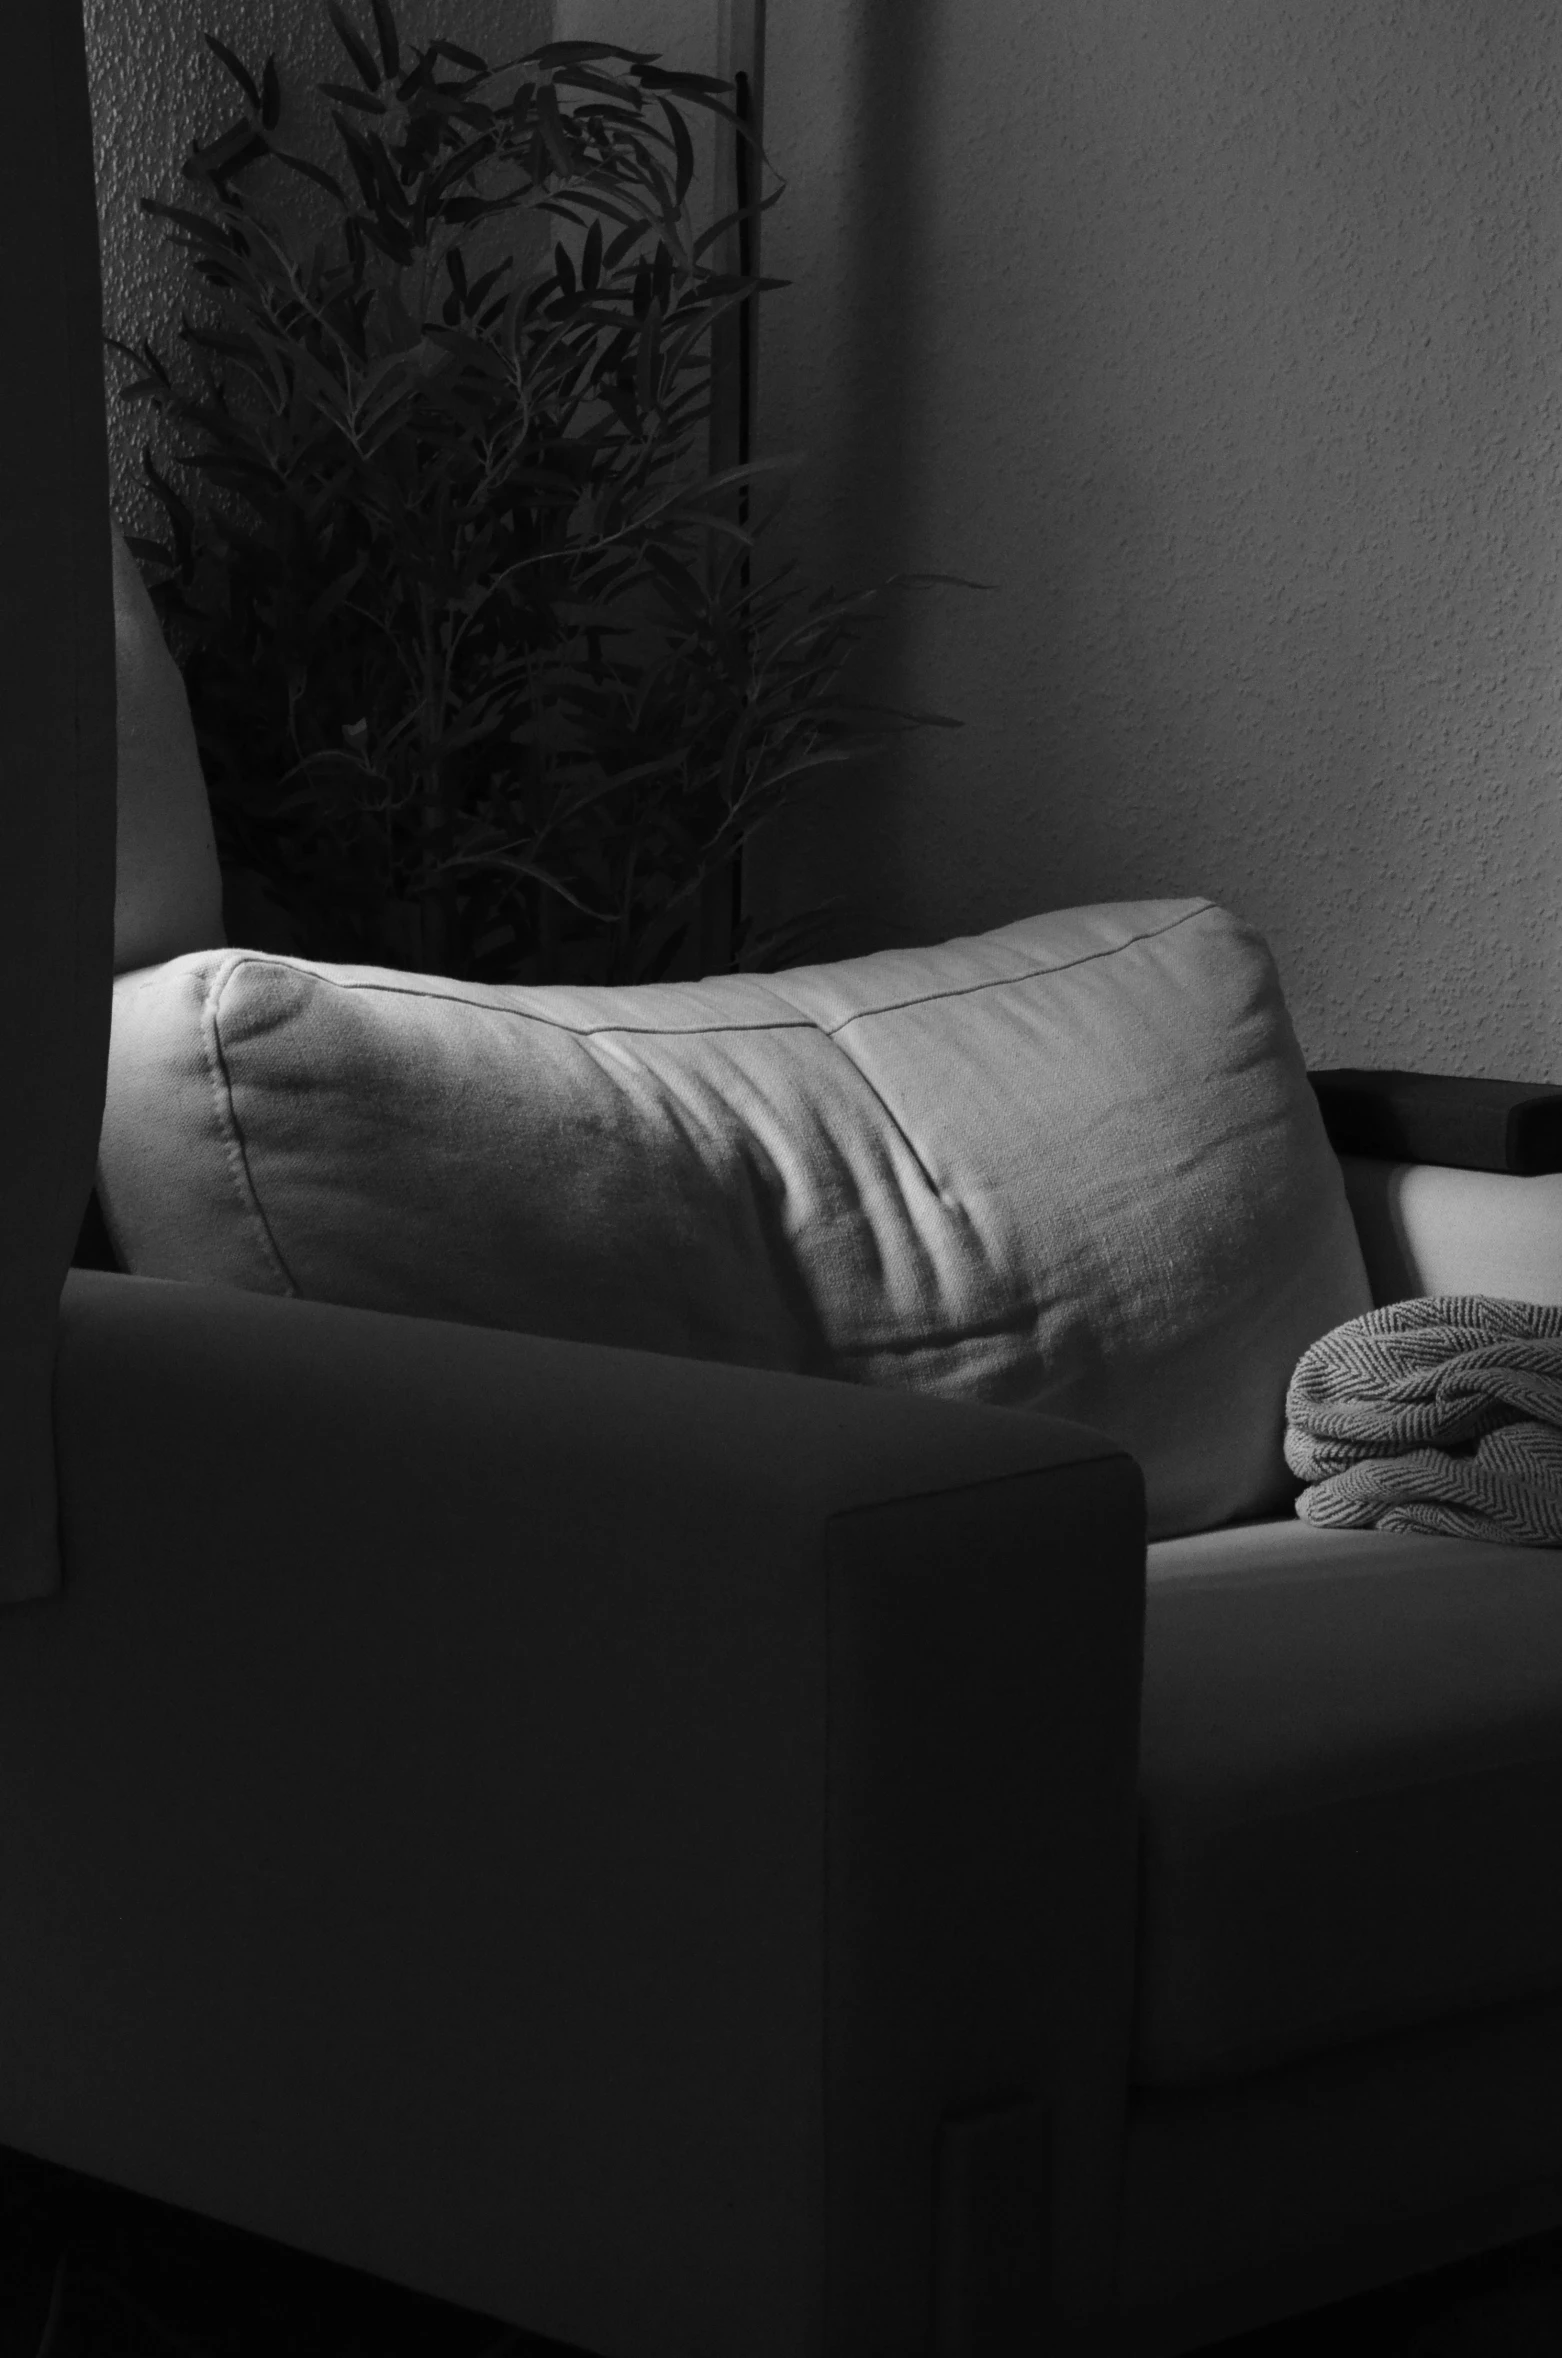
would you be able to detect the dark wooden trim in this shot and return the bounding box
[1309,1069,1562,1176]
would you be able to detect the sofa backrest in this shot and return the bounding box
[1340,1154,1562,1309]
[4,0,118,1598]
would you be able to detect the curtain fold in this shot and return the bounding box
[0,0,117,1598]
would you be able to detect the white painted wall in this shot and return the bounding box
[93,4,1561,1077]
[750,1,1562,1078]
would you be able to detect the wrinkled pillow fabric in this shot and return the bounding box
[97,897,1372,1538]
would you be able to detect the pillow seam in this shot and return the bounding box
[201,954,303,1296]
[806,901,1218,1036]
[204,899,1219,1043]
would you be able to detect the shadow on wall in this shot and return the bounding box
[753,2,1562,1079]
[747,0,949,966]
[833,0,937,599]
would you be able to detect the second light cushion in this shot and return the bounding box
[96,897,1372,1538]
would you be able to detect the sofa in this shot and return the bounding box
[17,5,1562,2354]
[69,943,1562,2358]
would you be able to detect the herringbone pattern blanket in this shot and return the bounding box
[1285,1295,1562,1546]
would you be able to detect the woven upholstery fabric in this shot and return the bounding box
[1287,1296,1562,1545]
[1136,1514,1562,2087]
[98,897,1372,1540]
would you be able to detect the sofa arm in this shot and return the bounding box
[1339,1155,1562,1310]
[1311,1071,1562,1308]
[15,1271,1144,2358]
[1310,1067,1562,1175]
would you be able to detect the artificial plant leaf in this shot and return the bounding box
[603,219,648,273]
[466,259,513,310]
[113,371,171,404]
[140,199,234,249]
[366,124,409,213]
[304,553,370,632]
[182,326,268,365]
[535,82,579,177]
[202,33,261,111]
[878,568,1000,594]
[428,847,612,919]
[140,447,194,531]
[326,0,382,91]
[261,57,282,131]
[544,192,648,241]
[184,120,269,180]
[693,180,786,262]
[442,196,509,226]
[117,0,966,994]
[634,298,663,417]
[642,544,708,625]
[659,99,695,207]
[428,40,487,73]
[379,277,424,353]
[367,0,401,79]
[623,891,701,986]
[549,67,646,103]
[333,117,382,207]
[525,42,652,67]
[630,63,731,97]
[319,82,389,115]
[420,327,511,382]
[124,535,176,574]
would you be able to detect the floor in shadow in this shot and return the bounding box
[1190,2226,1562,2356]
[0,2144,1559,2356]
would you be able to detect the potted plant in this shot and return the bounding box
[111,1,970,986]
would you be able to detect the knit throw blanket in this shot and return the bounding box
[1285,1296,1562,1546]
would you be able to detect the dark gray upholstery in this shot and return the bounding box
[31,1271,1144,2355]
[1136,1517,1562,2088]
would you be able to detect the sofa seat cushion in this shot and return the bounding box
[95,897,1370,1539]
[1135,1515,1562,2087]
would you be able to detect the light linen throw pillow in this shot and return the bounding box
[97,897,1372,1538]
[111,527,226,974]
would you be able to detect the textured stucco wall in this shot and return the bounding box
[751,2,1562,1077]
[85,1,741,536]
[86,0,554,536]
